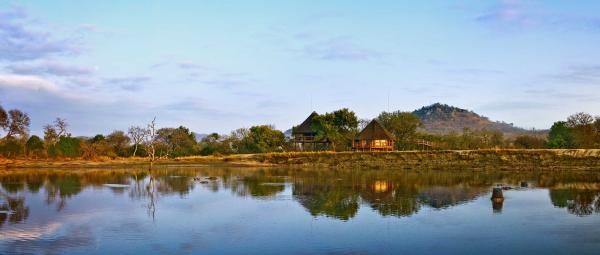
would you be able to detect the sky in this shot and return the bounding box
[1,0,600,136]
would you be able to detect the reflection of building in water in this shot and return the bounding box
[372,181,391,193]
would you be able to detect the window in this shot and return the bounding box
[373,140,387,147]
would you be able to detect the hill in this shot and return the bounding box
[412,103,542,136]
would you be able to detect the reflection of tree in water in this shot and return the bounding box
[291,171,497,219]
[295,186,360,221]
[0,192,29,228]
[549,189,600,216]
[45,175,82,211]
[360,181,420,217]
[233,176,285,198]
[418,185,489,209]
[2,168,600,223]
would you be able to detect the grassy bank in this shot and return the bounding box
[2,149,600,170]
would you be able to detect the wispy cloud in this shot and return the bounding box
[103,76,151,91]
[0,74,58,92]
[302,37,381,61]
[178,61,208,71]
[476,0,538,28]
[0,6,81,61]
[6,61,95,77]
[475,0,600,31]
[478,100,553,111]
[550,65,600,84]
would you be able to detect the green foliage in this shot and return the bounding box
[128,144,147,157]
[90,134,105,143]
[106,131,131,157]
[26,135,45,157]
[199,133,226,155]
[312,114,342,149]
[243,125,286,153]
[156,126,197,157]
[311,109,358,150]
[0,138,24,158]
[547,121,575,149]
[56,136,81,158]
[377,111,422,150]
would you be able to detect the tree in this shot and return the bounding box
[4,109,30,139]
[54,118,68,137]
[567,112,594,127]
[0,105,7,132]
[106,131,131,157]
[144,118,158,163]
[56,136,81,158]
[128,126,148,157]
[513,135,546,149]
[241,125,286,153]
[154,126,197,157]
[43,118,69,145]
[566,112,597,148]
[377,111,422,150]
[43,125,59,145]
[26,135,45,158]
[547,121,575,149]
[310,109,358,151]
[199,133,225,155]
[312,113,342,150]
[0,138,24,158]
[332,108,358,134]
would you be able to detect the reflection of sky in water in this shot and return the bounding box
[0,168,600,254]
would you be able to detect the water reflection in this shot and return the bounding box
[1,168,600,225]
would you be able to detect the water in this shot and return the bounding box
[1,167,600,254]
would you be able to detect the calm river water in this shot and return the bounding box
[1,167,600,254]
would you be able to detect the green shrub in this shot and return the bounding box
[56,136,81,158]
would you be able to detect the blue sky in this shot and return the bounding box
[1,0,600,135]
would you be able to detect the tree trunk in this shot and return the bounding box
[132,143,138,157]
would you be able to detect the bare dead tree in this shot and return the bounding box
[128,126,148,157]
[43,125,58,145]
[54,118,68,137]
[144,117,158,166]
[43,118,68,145]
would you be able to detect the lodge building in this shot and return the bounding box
[292,113,396,151]
[292,112,330,151]
[352,120,395,151]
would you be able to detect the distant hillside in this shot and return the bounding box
[412,103,542,136]
[194,133,208,142]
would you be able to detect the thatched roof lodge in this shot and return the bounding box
[292,112,330,151]
[353,120,395,151]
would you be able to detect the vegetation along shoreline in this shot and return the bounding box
[2,149,600,171]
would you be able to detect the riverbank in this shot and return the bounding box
[1,149,600,170]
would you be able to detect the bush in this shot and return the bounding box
[513,135,546,149]
[56,136,81,158]
[0,138,24,158]
[26,135,45,157]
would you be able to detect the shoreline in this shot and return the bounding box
[1,149,600,171]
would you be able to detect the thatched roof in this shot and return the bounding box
[293,112,319,135]
[357,120,394,140]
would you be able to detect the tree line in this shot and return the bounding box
[1,103,599,159]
